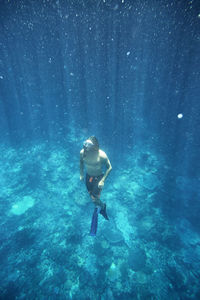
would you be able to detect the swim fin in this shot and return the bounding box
[89,207,99,236]
[100,203,109,220]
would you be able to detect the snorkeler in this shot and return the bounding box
[80,136,112,233]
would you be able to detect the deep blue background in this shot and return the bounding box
[0,0,199,162]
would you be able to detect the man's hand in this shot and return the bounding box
[80,175,84,181]
[98,180,104,189]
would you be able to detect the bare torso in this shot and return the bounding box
[81,149,105,176]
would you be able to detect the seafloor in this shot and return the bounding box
[0,138,200,299]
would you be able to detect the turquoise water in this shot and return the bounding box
[0,140,200,299]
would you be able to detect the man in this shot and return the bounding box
[80,136,112,220]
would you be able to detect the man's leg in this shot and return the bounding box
[87,175,109,220]
[90,193,109,220]
[90,175,104,208]
[90,193,104,209]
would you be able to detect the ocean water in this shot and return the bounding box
[0,0,200,299]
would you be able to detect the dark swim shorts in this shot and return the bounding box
[86,173,104,198]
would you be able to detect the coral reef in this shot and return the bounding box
[0,143,200,299]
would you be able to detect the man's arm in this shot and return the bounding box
[80,150,84,179]
[101,153,112,182]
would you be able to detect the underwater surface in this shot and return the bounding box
[0,0,200,299]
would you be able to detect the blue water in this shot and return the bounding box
[0,0,200,299]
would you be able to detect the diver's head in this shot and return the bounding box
[83,136,99,155]
[83,139,95,151]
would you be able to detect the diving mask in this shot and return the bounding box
[83,139,95,151]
